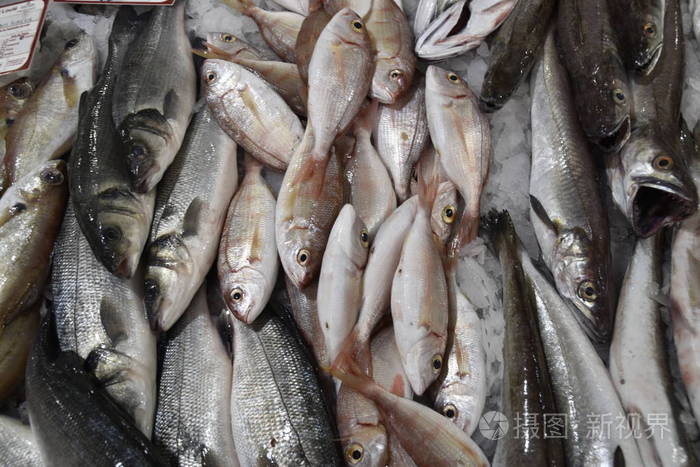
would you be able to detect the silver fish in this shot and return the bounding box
[145,106,238,332]
[154,285,238,467]
[204,32,267,61]
[0,416,42,467]
[113,0,196,193]
[218,156,277,325]
[286,276,329,368]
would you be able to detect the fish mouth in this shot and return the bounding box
[631,181,697,237]
[479,95,505,113]
[144,278,164,331]
[635,42,663,76]
[595,116,631,153]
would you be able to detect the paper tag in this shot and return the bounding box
[54,0,174,4]
[0,0,47,75]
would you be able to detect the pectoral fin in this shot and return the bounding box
[183,198,207,237]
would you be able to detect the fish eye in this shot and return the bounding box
[431,354,443,372]
[612,88,626,105]
[9,202,26,215]
[389,69,402,80]
[231,288,243,302]
[65,38,79,49]
[40,168,64,185]
[223,34,234,42]
[447,72,459,82]
[131,145,146,157]
[442,404,458,420]
[360,228,369,247]
[297,249,311,266]
[351,20,363,31]
[441,204,456,224]
[205,71,218,83]
[345,443,364,464]
[9,82,30,99]
[101,226,122,243]
[643,22,657,37]
[577,280,598,303]
[653,154,673,171]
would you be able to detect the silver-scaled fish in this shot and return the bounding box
[0,415,42,467]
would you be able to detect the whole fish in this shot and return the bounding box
[113,0,196,193]
[0,160,66,332]
[202,31,266,60]
[145,106,238,332]
[430,268,486,437]
[26,316,168,466]
[50,205,157,437]
[610,236,693,467]
[557,0,631,152]
[276,131,345,288]
[0,415,42,467]
[3,34,96,191]
[485,213,565,466]
[364,0,416,104]
[530,30,612,344]
[154,285,238,467]
[374,77,429,202]
[391,178,448,395]
[500,208,644,466]
[608,0,665,74]
[426,65,491,255]
[307,8,373,163]
[218,156,277,325]
[231,303,341,466]
[414,0,516,60]
[318,204,369,363]
[479,0,555,111]
[347,102,397,239]
[70,11,155,279]
[295,8,332,82]
[224,0,303,62]
[203,59,303,171]
[0,304,39,400]
[0,77,34,139]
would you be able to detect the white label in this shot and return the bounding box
[54,0,174,4]
[0,0,46,75]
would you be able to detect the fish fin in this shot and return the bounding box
[481,209,519,256]
[221,0,254,14]
[183,198,207,237]
[120,109,170,139]
[328,357,383,402]
[78,90,89,116]
[331,329,373,376]
[85,344,134,386]
[163,89,181,122]
[243,153,264,174]
[529,194,558,236]
[448,206,479,258]
[216,309,235,358]
[614,446,626,467]
[416,154,440,212]
[99,297,127,346]
[352,99,379,135]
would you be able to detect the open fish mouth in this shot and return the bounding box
[636,42,663,76]
[595,116,631,153]
[631,182,697,237]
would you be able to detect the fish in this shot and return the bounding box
[610,235,694,467]
[323,0,373,17]
[0,415,42,467]
[50,204,157,437]
[556,0,631,152]
[145,105,239,332]
[530,30,612,344]
[364,0,416,104]
[307,8,373,163]
[218,156,277,325]
[346,101,397,239]
[391,175,448,395]
[202,31,267,61]
[0,303,40,400]
[3,33,96,192]
[430,267,486,437]
[479,0,556,111]
[70,10,155,279]
[374,76,429,202]
[26,315,169,466]
[269,0,320,16]
[484,212,566,466]
[276,131,345,288]
[203,59,303,171]
[295,8,332,82]
[113,0,196,193]
[495,208,644,466]
[607,0,665,75]
[425,65,491,255]
[153,285,238,466]
[414,0,516,60]
[0,160,67,332]
[286,276,329,368]
[0,77,34,139]
[231,302,341,466]
[336,386,388,467]
[224,0,303,62]
[318,204,369,363]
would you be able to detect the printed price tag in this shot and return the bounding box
[54,0,174,4]
[0,0,47,75]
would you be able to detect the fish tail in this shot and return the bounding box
[222,0,254,14]
[480,209,518,256]
[331,329,373,376]
[447,207,479,258]
[352,99,379,135]
[416,154,440,212]
[243,153,263,174]
[327,358,382,401]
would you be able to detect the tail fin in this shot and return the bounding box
[221,0,254,14]
[327,355,383,402]
[448,204,480,258]
[331,328,373,376]
[243,152,263,174]
[481,209,518,257]
[352,100,379,136]
[416,155,440,213]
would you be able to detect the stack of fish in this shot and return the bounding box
[0,0,699,465]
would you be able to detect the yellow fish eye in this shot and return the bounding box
[442,404,458,420]
[222,34,234,42]
[643,22,656,37]
[441,204,456,224]
[231,288,243,302]
[297,249,311,266]
[360,228,369,247]
[431,354,443,372]
[577,280,598,302]
[447,72,459,82]
[345,443,364,464]
[351,20,363,32]
[612,88,626,105]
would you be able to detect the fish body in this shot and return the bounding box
[218,156,277,325]
[113,0,196,192]
[530,30,612,344]
[610,236,693,467]
[0,415,42,467]
[203,59,303,171]
[244,6,303,62]
[0,77,34,139]
[231,304,341,466]
[608,0,665,74]
[295,8,332,82]
[154,285,238,467]
[3,34,96,190]
[145,106,238,332]
[286,277,328,367]
[374,77,429,202]
[0,303,40,400]
[269,0,318,16]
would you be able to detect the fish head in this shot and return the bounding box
[434,385,476,432]
[60,32,98,68]
[202,32,260,60]
[372,58,414,104]
[220,268,267,324]
[280,228,323,289]
[403,333,446,395]
[0,78,33,133]
[120,110,173,193]
[621,130,698,237]
[426,65,474,103]
[326,8,371,48]
[626,9,664,75]
[580,71,631,153]
[201,59,242,100]
[11,160,66,203]
[553,229,612,343]
[341,425,388,467]
[431,181,458,245]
